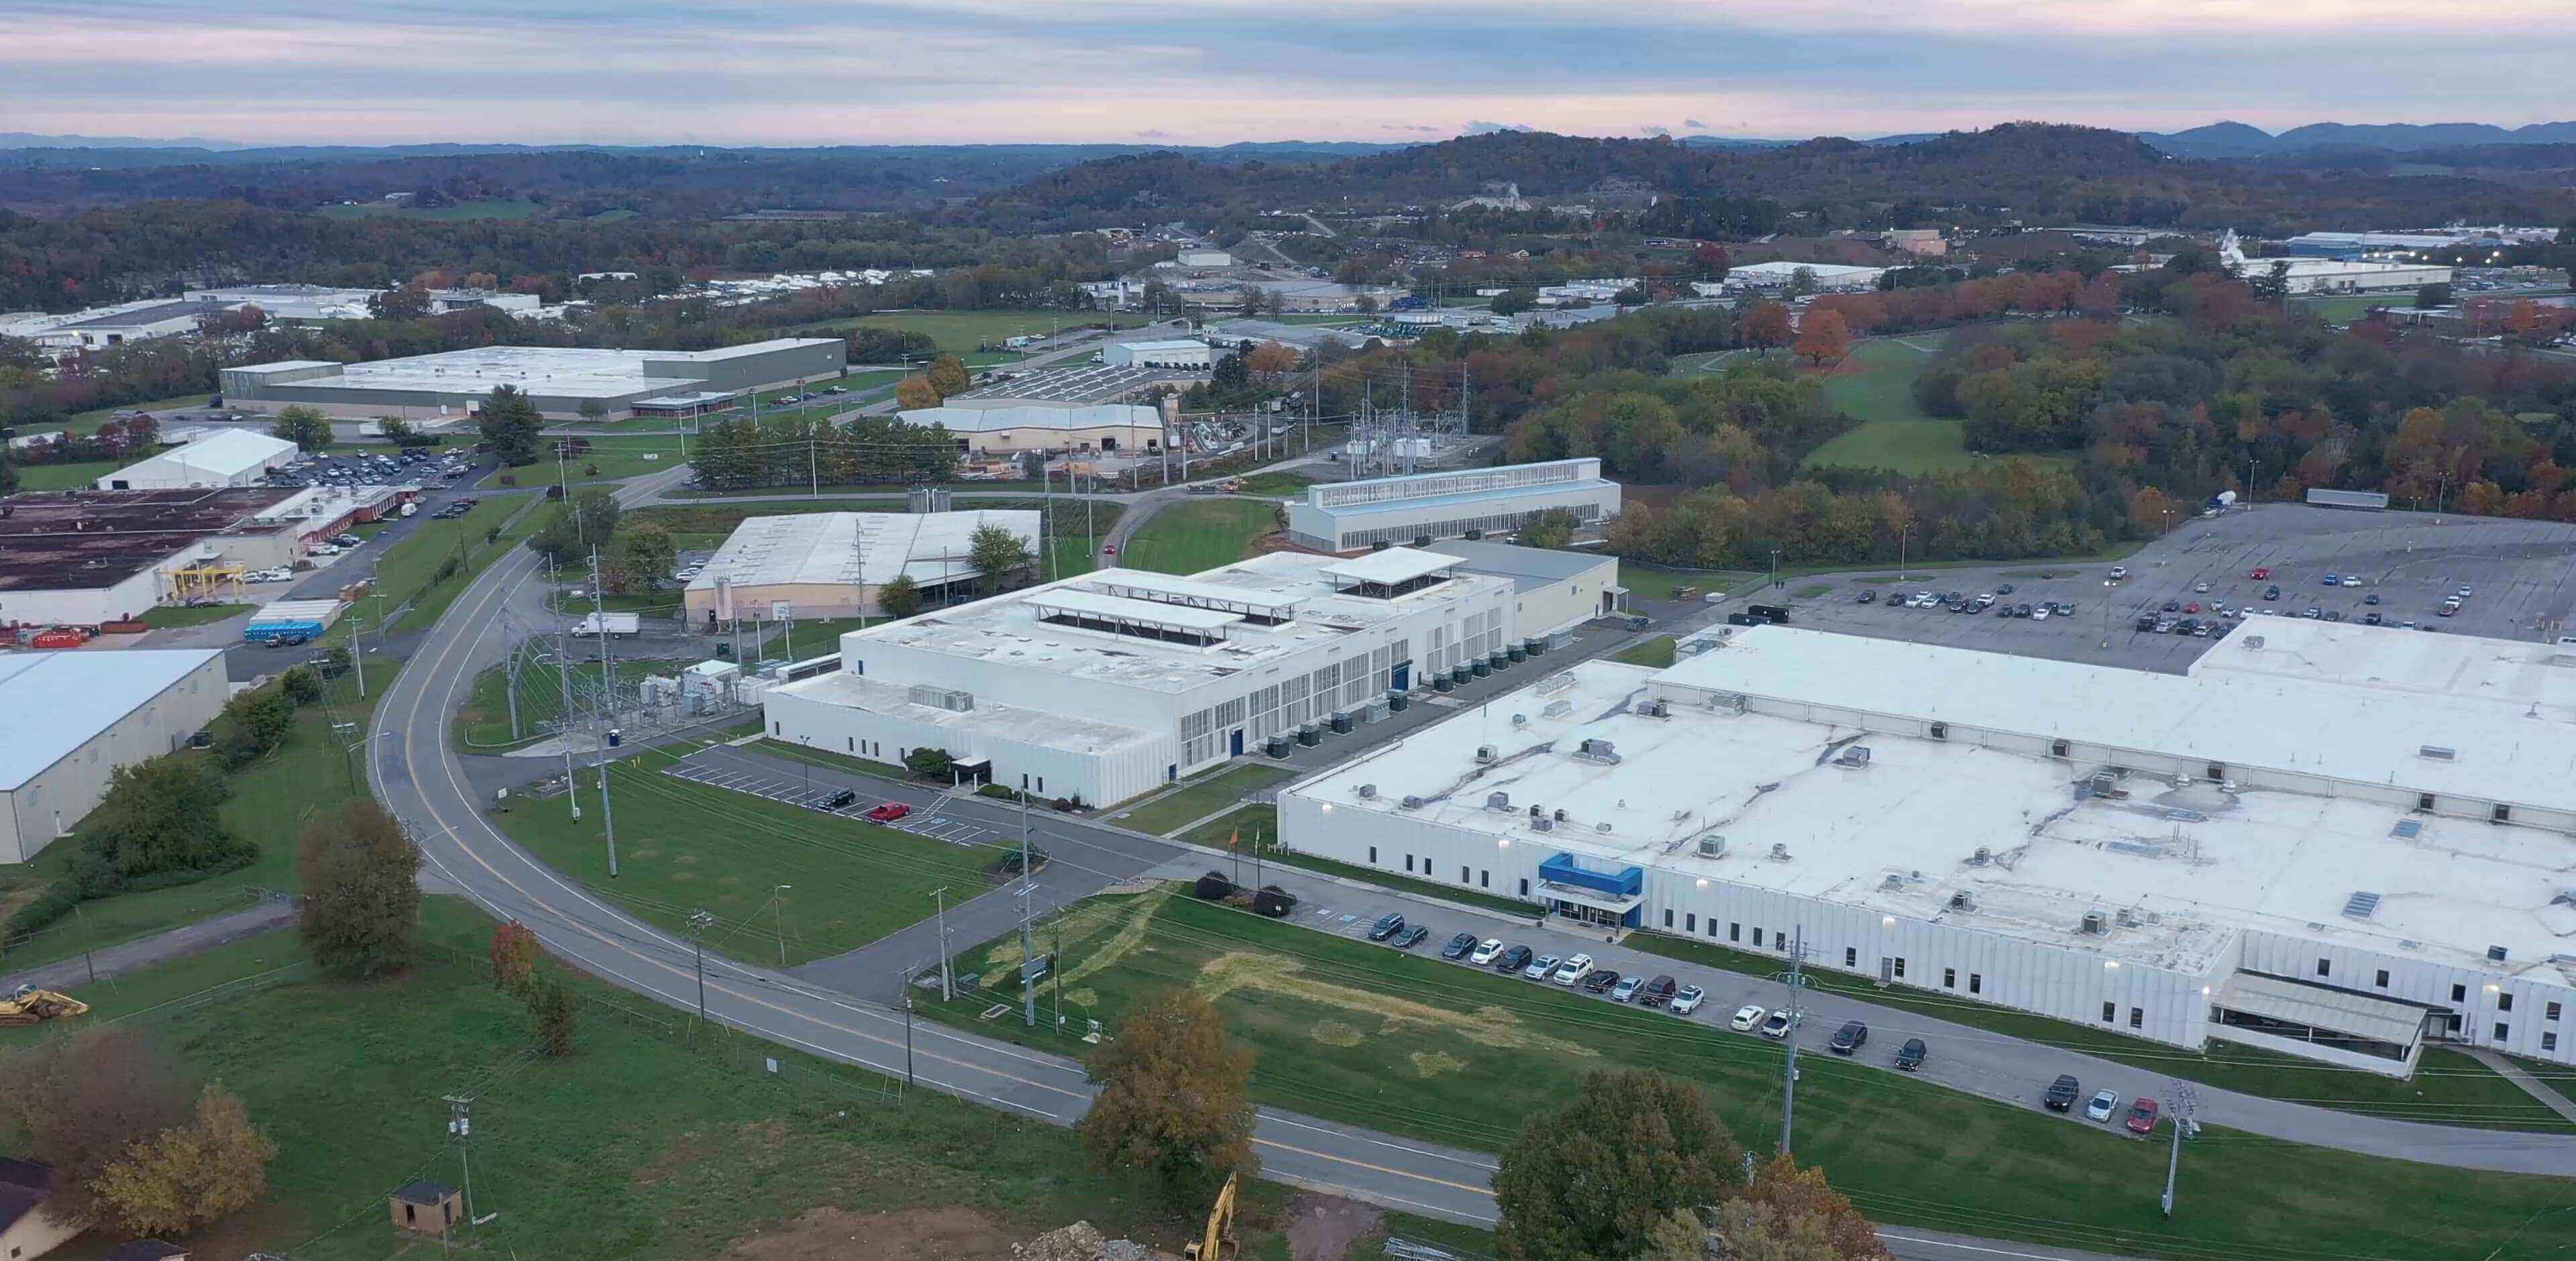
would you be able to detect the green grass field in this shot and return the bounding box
[798,309,1153,358]
[492,745,1005,965]
[372,494,549,634]
[549,434,691,482]
[316,197,539,221]
[1232,471,1318,498]
[1107,763,1295,834]
[12,457,121,491]
[925,889,2576,1260]
[1616,561,1754,602]
[1120,499,1279,574]
[1609,636,1676,668]
[2293,294,2408,326]
[0,899,1354,1260]
[1805,338,1976,474]
[139,602,255,628]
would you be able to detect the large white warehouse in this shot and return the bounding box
[762,549,1519,806]
[1279,620,2576,1077]
[1,649,229,863]
[1285,459,1623,553]
[682,509,1041,624]
[95,429,299,491]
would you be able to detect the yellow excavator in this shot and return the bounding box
[1183,1172,1239,1260]
[0,986,90,1026]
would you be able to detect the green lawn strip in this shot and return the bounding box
[924,890,2576,1260]
[12,458,123,491]
[790,309,1152,356]
[1619,931,2574,1132]
[317,197,539,220]
[378,494,550,634]
[1609,636,1676,668]
[1106,764,1295,836]
[7,897,1318,1260]
[491,745,1002,965]
[551,433,692,480]
[453,658,672,750]
[750,738,924,785]
[1617,561,1756,601]
[1121,499,1279,575]
[140,602,256,628]
[1791,583,1832,598]
[0,673,382,975]
[1233,472,1318,498]
[59,391,215,437]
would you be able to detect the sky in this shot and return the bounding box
[7,0,2574,147]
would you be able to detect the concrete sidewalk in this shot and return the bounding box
[0,896,297,994]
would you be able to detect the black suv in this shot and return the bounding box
[1638,975,1678,1007]
[1366,913,1406,942]
[1894,1038,1927,1071]
[1580,969,1621,994]
[1440,932,1478,960]
[1829,1020,1869,1055]
[1495,944,1533,973]
[1393,925,1429,949]
[2044,1074,2081,1111]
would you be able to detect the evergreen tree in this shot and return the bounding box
[296,800,423,980]
[478,384,545,466]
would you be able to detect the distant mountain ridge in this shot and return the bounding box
[2142,120,2576,158]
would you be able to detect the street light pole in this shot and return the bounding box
[688,910,714,1026]
[773,884,793,967]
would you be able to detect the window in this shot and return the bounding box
[1664,909,1674,928]
[2496,1022,2512,1042]
[2130,1007,2144,1030]
[1036,777,1044,793]
[2550,1002,2562,1022]
[1521,878,1531,897]
[1752,927,1764,948]
[847,737,854,751]
[2500,993,2514,1013]
[1730,922,1741,942]
[2418,792,2436,811]
[1481,870,1491,888]
[2102,1001,2116,1023]
[2316,958,2331,978]
[1845,947,1859,968]
[773,722,782,735]
[1943,967,1957,989]
[1686,914,1697,933]
[2051,738,2070,758]
[2494,804,2513,823]
[1929,721,1948,741]
[1405,856,1415,873]
[1460,865,1470,883]
[2453,983,2469,1003]
[2547,1032,2561,1053]
[1705,918,1717,938]
[2206,763,2225,781]
[1969,973,1982,995]
[1368,846,1378,865]
[2375,969,2390,988]
[1892,956,1907,979]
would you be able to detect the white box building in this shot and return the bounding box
[1103,339,1214,370]
[682,509,1042,625]
[0,650,229,862]
[95,429,299,491]
[1279,620,2576,1077]
[1721,262,1887,292]
[1285,459,1623,553]
[762,549,1516,806]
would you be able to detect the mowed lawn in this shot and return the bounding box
[494,745,1006,964]
[925,890,2576,1260]
[1107,763,1294,835]
[1120,499,1278,575]
[1805,337,1977,474]
[12,458,123,491]
[800,309,1153,358]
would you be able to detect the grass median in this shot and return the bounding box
[374,493,549,634]
[1120,499,1278,575]
[924,887,2576,1260]
[1106,763,1295,836]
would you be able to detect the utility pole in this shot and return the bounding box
[349,610,368,700]
[773,883,793,966]
[588,549,617,876]
[553,583,580,824]
[904,997,916,1087]
[443,1094,479,1230]
[688,909,714,1026]
[932,886,955,999]
[1020,790,1038,1027]
[1777,926,1810,1156]
[2160,1082,2198,1217]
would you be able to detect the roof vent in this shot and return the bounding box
[1542,699,1574,718]
[1646,698,1670,718]
[1398,795,1425,810]
[1698,834,1727,859]
[1595,822,1613,834]
[2419,745,2457,761]
[2489,945,2510,963]
[1356,783,1377,800]
[2081,909,2108,934]
[1968,846,1992,867]
[1511,713,1527,727]
[1834,745,1873,769]
[1485,791,1511,811]
[1553,808,1566,822]
[1533,816,1554,832]
[2342,891,2381,920]
[1573,738,1621,765]
[2390,819,2422,840]
[2115,907,2140,927]
[1949,890,1976,912]
[1475,745,1497,764]
[1768,842,1791,862]
[2243,635,2265,650]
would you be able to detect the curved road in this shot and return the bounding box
[367,463,2576,1260]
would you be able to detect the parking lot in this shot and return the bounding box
[1737,504,2576,673]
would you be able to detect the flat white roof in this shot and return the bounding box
[1114,339,1212,353]
[686,510,1039,594]
[771,670,1160,755]
[1325,549,1460,587]
[0,650,220,790]
[106,429,296,482]
[898,404,1160,434]
[232,339,840,401]
[1028,588,1243,632]
[1289,652,2576,978]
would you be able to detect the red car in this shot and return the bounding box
[2183,602,2200,614]
[2249,566,2271,580]
[865,802,912,823]
[2125,1097,2160,1135]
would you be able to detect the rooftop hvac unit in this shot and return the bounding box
[1529,804,1545,819]
[2419,745,2458,761]
[2081,909,2108,934]
[1542,699,1574,718]
[1833,745,1873,769]
[1536,672,1576,696]
[1595,822,1613,833]
[1511,713,1528,727]
[1949,890,1976,912]
[2489,945,2510,963]
[1968,846,1992,867]
[1534,817,1554,832]
[2115,907,2140,927]
[1553,808,1568,822]
[1573,738,1621,764]
[1399,795,1426,810]
[1486,791,1512,811]
[1697,834,1727,859]
[906,684,974,712]
[1476,745,1499,764]
[1768,842,1791,862]
[2243,635,2265,650]
[1645,698,1670,718]
[1356,783,1377,800]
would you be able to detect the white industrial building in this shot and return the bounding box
[763,549,1521,806]
[1280,620,2576,1077]
[1422,539,1624,635]
[683,509,1042,625]
[94,429,299,491]
[221,338,846,421]
[1177,250,1236,269]
[2220,231,2451,294]
[897,403,1165,455]
[0,299,236,354]
[0,650,229,863]
[1104,339,1215,370]
[1285,459,1623,553]
[1721,262,1888,293]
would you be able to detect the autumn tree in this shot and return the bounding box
[1077,987,1258,1203]
[1493,1068,1743,1261]
[0,1029,190,1229]
[926,354,972,398]
[490,920,540,997]
[1731,1154,1890,1258]
[368,280,433,320]
[1794,309,1853,366]
[2127,485,2178,535]
[531,976,579,1057]
[1517,507,1578,549]
[1640,1208,1711,1260]
[878,572,924,619]
[1489,288,1538,316]
[93,1083,276,1236]
[297,800,422,980]
[269,404,332,452]
[896,375,941,410]
[969,521,1034,593]
[1740,301,1793,356]
[1243,341,1300,377]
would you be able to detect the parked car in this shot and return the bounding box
[1609,975,1645,1003]
[2045,1075,2081,1112]
[1996,583,2015,594]
[1894,1038,1927,1071]
[2031,606,2051,622]
[1366,913,1407,942]
[864,802,910,822]
[1440,932,1478,959]
[1552,954,1593,985]
[2322,573,2341,585]
[1855,590,1877,604]
[2193,581,2210,593]
[2134,615,2157,632]
[1828,1020,1869,1054]
[1524,953,1560,980]
[1469,938,1504,965]
[1760,1010,1797,1039]
[1670,985,1707,1016]
[2085,1089,2121,1122]
[2363,593,2380,606]
[2161,600,2181,612]
[1731,1004,1768,1032]
[2363,612,2383,625]
[1392,925,1429,949]
[1495,944,1532,973]
[1638,975,1678,1007]
[2125,1097,2161,1135]
[1580,969,1622,994]
[821,789,857,811]
[2249,565,2271,580]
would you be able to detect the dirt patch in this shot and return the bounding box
[1283,1191,1385,1261]
[1311,1020,1364,1047]
[722,1205,1016,1260]
[1407,1049,1466,1078]
[983,888,1165,977]
[1195,951,1599,1059]
[632,1128,714,1189]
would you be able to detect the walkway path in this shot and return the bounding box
[0,896,296,994]
[2469,1046,2576,1125]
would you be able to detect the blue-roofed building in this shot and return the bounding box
[1285,459,1622,552]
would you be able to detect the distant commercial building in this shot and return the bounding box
[762,549,1517,806]
[1421,539,1623,636]
[1177,250,1235,268]
[2221,231,2450,294]
[1285,459,1623,553]
[182,284,380,320]
[2306,488,2392,510]
[94,429,299,491]
[2281,227,2559,258]
[0,299,233,353]
[1884,228,1949,257]
[1103,339,1215,370]
[1,650,228,863]
[1721,262,1887,293]
[220,338,845,421]
[898,403,1165,455]
[683,509,1043,624]
[0,1158,76,1261]
[0,487,331,626]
